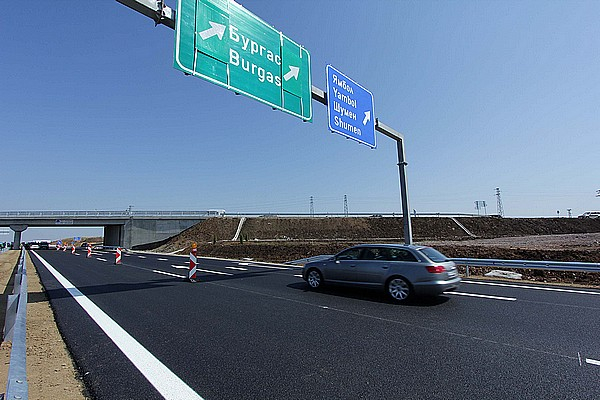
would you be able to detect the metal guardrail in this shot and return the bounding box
[3,250,29,400]
[287,256,600,273]
[450,258,600,273]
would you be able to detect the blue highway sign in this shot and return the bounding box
[326,65,376,148]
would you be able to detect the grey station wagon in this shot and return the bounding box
[302,244,461,302]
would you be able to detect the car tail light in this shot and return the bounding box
[426,265,445,274]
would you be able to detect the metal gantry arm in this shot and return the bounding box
[114,0,413,244]
[116,0,175,28]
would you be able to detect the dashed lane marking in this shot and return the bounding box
[152,269,186,278]
[97,258,108,262]
[244,264,289,270]
[463,280,600,295]
[226,267,248,271]
[157,258,169,261]
[196,269,233,276]
[586,358,600,366]
[171,265,188,269]
[444,291,516,301]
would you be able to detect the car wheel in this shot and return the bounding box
[387,277,411,302]
[307,269,323,289]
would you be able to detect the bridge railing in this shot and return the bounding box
[0,211,215,218]
[0,211,492,218]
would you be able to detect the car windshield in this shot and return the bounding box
[419,247,448,262]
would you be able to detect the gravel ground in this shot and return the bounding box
[425,232,600,251]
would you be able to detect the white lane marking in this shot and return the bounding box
[586,358,600,366]
[30,251,204,400]
[238,262,250,266]
[75,254,80,256]
[138,256,147,259]
[171,265,189,269]
[294,275,303,278]
[157,258,169,261]
[153,269,185,278]
[226,267,248,271]
[444,291,516,301]
[124,254,131,257]
[197,269,233,276]
[97,258,108,262]
[246,264,289,270]
[463,280,600,295]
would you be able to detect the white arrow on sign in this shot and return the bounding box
[363,111,371,125]
[199,21,226,40]
[283,66,300,81]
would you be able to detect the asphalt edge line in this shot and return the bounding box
[30,251,204,400]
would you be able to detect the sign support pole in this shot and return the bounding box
[115,0,414,245]
[396,138,413,245]
[375,119,413,245]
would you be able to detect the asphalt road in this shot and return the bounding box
[29,249,600,400]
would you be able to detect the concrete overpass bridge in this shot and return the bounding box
[0,211,220,248]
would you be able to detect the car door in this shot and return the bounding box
[386,248,421,281]
[325,248,362,282]
[352,247,390,286]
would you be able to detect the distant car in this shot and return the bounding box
[78,242,89,249]
[578,211,600,219]
[38,241,49,250]
[302,244,461,302]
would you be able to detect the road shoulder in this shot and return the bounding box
[0,250,88,399]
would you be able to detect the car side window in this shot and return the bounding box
[336,248,361,260]
[360,248,378,260]
[387,248,418,262]
[359,248,394,261]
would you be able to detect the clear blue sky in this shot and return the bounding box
[2,1,599,239]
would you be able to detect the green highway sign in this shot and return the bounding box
[174,0,312,121]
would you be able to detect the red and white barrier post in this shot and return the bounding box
[188,242,197,282]
[71,244,76,254]
[56,244,61,251]
[115,247,122,265]
[87,244,92,258]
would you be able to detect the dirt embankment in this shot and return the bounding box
[456,217,600,238]
[152,217,600,286]
[0,251,88,399]
[154,217,600,260]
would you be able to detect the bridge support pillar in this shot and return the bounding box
[9,225,28,249]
